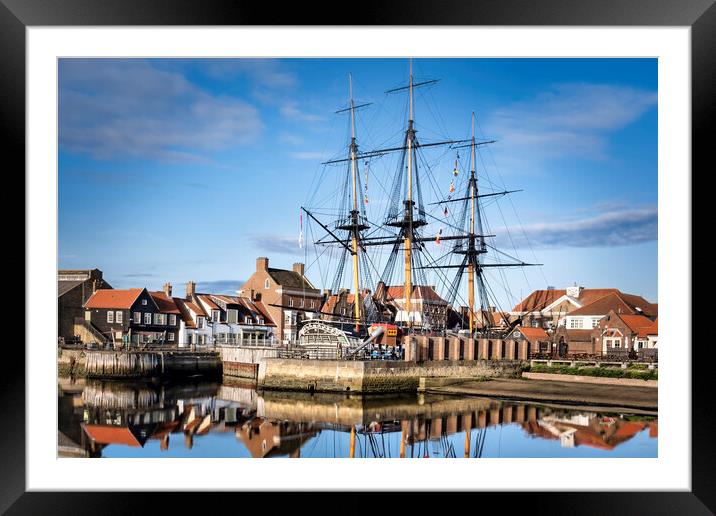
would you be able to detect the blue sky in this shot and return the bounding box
[58,58,657,309]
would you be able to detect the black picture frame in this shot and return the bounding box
[3,0,708,513]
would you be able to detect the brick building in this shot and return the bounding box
[239,257,323,343]
[58,269,112,341]
[511,285,657,330]
[592,309,654,356]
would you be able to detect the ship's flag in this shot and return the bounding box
[364,195,369,205]
[443,206,449,217]
[453,157,459,177]
[436,228,443,245]
[298,212,304,249]
[449,181,455,194]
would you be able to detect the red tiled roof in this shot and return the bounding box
[570,292,656,317]
[386,285,447,304]
[82,424,142,447]
[515,326,549,342]
[173,297,205,328]
[196,294,219,311]
[512,289,566,312]
[149,291,181,314]
[84,288,144,309]
[619,314,654,333]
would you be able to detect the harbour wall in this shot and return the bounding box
[218,346,280,380]
[84,350,221,379]
[260,358,523,393]
[402,336,532,362]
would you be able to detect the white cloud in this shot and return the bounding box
[59,59,264,161]
[485,83,657,169]
[498,205,657,249]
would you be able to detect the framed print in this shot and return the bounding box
[3,0,711,513]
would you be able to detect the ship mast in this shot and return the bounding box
[404,60,415,326]
[468,112,476,333]
[348,74,362,330]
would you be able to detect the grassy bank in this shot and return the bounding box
[524,364,657,381]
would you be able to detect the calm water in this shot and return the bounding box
[58,376,657,458]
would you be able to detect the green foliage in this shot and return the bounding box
[529,364,657,381]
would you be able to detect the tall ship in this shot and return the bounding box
[296,59,539,357]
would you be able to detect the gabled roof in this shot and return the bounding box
[514,326,549,342]
[267,268,317,291]
[569,292,657,318]
[386,285,447,304]
[513,289,566,312]
[173,298,206,328]
[196,294,219,311]
[58,280,84,297]
[148,291,181,314]
[619,314,654,334]
[84,288,145,309]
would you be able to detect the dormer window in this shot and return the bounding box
[244,316,252,324]
[212,309,220,321]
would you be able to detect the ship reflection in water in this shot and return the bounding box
[58,377,657,458]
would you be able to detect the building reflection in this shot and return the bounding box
[58,378,657,458]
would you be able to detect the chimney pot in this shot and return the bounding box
[186,281,196,299]
[257,257,269,271]
[163,282,172,297]
[293,262,305,276]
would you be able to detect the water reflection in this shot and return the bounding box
[58,377,657,458]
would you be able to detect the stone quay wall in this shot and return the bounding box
[260,357,523,393]
[217,346,280,380]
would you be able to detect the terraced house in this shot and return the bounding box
[177,281,276,347]
[82,286,181,346]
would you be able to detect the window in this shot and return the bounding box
[341,308,346,316]
[258,317,264,324]
[134,312,141,324]
[285,313,292,324]
[227,309,238,324]
[168,333,175,342]
[264,278,270,289]
[116,311,123,324]
[244,316,252,324]
[144,313,151,324]
[569,318,583,329]
[107,311,114,323]
[169,314,176,326]
[591,318,601,328]
[85,311,91,321]
[300,299,305,308]
[212,310,220,321]
[310,300,315,308]
[289,298,294,307]
[141,299,148,305]
[197,317,205,329]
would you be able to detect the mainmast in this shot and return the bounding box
[468,112,476,333]
[349,74,362,330]
[404,60,415,326]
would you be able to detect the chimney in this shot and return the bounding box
[163,282,173,297]
[293,262,305,276]
[249,288,256,300]
[186,281,196,299]
[323,289,333,297]
[257,257,269,272]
